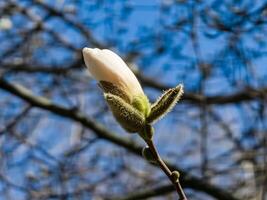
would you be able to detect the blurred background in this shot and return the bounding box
[0,0,267,199]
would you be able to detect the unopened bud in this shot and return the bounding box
[171,171,180,183]
[104,93,145,133]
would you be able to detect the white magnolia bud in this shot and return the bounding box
[82,48,144,100]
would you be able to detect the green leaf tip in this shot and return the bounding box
[104,93,145,133]
[146,84,183,124]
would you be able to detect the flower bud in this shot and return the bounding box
[83,47,151,133]
[104,93,145,133]
[171,171,180,183]
[82,48,144,100]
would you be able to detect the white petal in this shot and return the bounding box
[82,48,144,98]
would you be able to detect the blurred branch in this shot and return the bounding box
[109,184,174,200]
[0,105,31,136]
[0,78,240,200]
[3,62,267,105]
[133,73,267,105]
[33,0,105,48]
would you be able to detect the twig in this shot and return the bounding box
[145,139,188,200]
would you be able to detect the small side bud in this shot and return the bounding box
[104,93,145,133]
[146,84,183,124]
[142,146,157,164]
[171,171,180,183]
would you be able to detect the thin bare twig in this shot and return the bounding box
[145,139,187,200]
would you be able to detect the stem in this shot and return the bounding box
[145,139,188,200]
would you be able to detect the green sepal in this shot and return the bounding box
[104,93,145,133]
[146,84,183,124]
[98,81,131,103]
[132,94,150,117]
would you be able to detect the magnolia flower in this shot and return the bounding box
[82,47,150,132]
[82,47,183,134]
[82,48,144,100]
